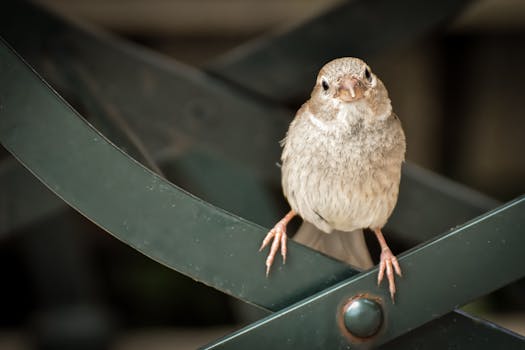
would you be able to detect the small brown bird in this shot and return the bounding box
[260,57,406,300]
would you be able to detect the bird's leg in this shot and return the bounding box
[259,210,296,276]
[373,228,402,301]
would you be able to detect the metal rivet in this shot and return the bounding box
[342,297,383,338]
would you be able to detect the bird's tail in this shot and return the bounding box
[293,222,373,270]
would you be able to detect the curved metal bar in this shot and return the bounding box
[208,0,473,102]
[382,310,525,350]
[0,39,357,311]
[204,197,525,349]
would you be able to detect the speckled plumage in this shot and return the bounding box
[281,59,406,233]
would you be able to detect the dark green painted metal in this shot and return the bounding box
[392,163,499,245]
[0,38,359,311]
[342,297,383,338]
[208,0,473,103]
[0,148,281,238]
[204,197,525,349]
[381,310,525,350]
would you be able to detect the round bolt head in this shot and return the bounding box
[343,297,383,338]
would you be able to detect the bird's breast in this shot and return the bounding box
[281,113,404,233]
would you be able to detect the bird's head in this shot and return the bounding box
[312,57,391,117]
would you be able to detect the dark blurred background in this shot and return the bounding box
[0,0,524,349]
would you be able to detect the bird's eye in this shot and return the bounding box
[321,79,329,91]
[364,68,372,83]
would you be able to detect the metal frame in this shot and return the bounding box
[1,1,523,348]
[203,197,525,349]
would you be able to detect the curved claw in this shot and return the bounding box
[259,229,276,252]
[259,211,295,276]
[377,248,402,302]
[260,224,288,276]
[373,228,402,302]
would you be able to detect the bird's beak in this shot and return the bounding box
[337,76,363,102]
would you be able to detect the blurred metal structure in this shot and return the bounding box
[0,1,523,349]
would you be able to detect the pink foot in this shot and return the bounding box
[377,247,402,301]
[259,211,295,276]
[373,228,402,302]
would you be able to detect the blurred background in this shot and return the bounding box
[0,0,524,349]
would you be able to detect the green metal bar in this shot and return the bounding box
[0,38,357,311]
[208,0,473,103]
[392,163,499,244]
[382,311,525,350]
[204,197,525,349]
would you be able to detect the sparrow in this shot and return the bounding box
[260,57,406,300]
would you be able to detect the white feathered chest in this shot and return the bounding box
[281,101,405,233]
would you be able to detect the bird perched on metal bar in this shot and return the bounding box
[260,57,406,301]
